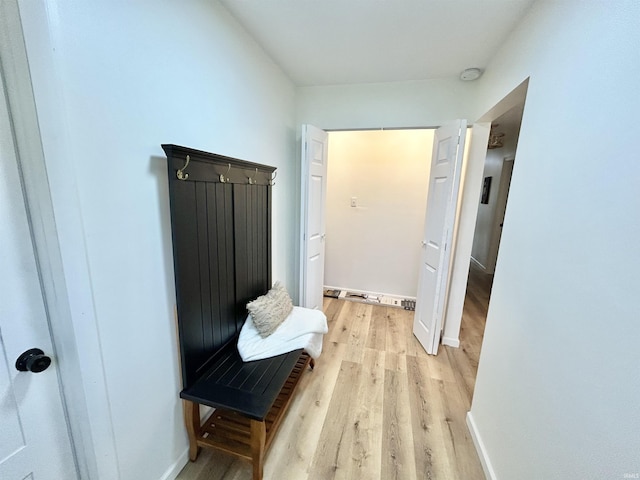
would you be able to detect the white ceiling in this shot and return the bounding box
[219,0,536,87]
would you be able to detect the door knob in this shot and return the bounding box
[15,348,52,373]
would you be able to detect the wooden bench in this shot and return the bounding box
[163,144,313,480]
[181,340,313,479]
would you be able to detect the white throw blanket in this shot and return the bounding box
[238,306,328,362]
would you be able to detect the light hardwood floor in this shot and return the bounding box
[176,266,492,480]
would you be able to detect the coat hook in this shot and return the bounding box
[220,163,231,183]
[248,168,258,185]
[177,155,190,180]
[270,170,277,186]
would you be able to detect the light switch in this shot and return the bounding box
[351,197,357,207]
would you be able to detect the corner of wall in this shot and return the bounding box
[466,411,497,480]
[158,448,189,480]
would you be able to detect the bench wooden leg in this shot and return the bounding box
[250,419,266,480]
[183,400,200,461]
[309,358,315,370]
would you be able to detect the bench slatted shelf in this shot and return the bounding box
[163,144,313,480]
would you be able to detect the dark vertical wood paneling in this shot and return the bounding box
[267,184,273,287]
[171,180,204,387]
[195,182,213,355]
[255,187,261,292]
[248,185,259,330]
[222,184,235,340]
[247,186,254,293]
[206,183,222,350]
[251,186,259,292]
[231,183,272,332]
[257,186,266,293]
[212,183,233,344]
[233,185,249,331]
[163,144,275,389]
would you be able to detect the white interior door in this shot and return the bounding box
[0,69,77,479]
[300,124,328,309]
[413,120,467,355]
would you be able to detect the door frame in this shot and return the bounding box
[1,2,113,477]
[441,79,529,346]
[298,126,434,309]
[298,125,448,316]
[298,124,328,308]
[440,122,491,347]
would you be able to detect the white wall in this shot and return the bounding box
[17,1,640,479]
[467,1,640,478]
[324,129,434,298]
[297,77,479,130]
[470,135,516,273]
[18,1,296,479]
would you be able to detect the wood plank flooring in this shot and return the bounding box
[176,266,492,480]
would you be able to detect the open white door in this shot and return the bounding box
[413,120,467,355]
[299,125,328,309]
[0,69,77,479]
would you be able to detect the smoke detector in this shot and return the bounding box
[460,68,483,81]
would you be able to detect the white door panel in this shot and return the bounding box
[0,348,25,464]
[0,63,77,479]
[309,174,323,243]
[300,125,328,310]
[414,120,467,355]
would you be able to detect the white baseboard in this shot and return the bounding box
[159,448,189,480]
[442,336,460,348]
[466,411,497,480]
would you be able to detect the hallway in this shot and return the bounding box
[177,266,492,479]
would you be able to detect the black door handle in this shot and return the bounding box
[15,348,52,373]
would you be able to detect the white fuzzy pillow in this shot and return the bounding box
[246,281,293,338]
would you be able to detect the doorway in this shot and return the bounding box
[457,101,525,390]
[470,112,521,274]
[301,126,470,356]
[323,128,435,302]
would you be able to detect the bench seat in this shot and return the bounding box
[180,339,305,420]
[180,339,313,480]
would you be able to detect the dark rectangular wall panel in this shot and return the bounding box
[233,184,271,332]
[163,144,276,388]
